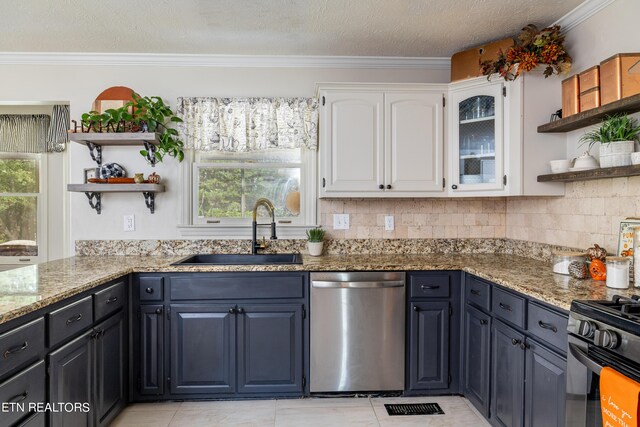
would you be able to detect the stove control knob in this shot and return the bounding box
[577,320,597,338]
[594,329,620,349]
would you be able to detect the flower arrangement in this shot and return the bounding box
[481,24,572,81]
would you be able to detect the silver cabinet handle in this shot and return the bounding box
[538,320,558,333]
[66,313,83,325]
[312,280,404,289]
[3,341,28,358]
[421,285,440,290]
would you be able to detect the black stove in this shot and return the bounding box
[569,294,640,361]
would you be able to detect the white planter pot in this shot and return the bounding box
[599,141,634,168]
[307,241,324,257]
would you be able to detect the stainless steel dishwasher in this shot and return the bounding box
[310,271,405,392]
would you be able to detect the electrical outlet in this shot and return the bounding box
[333,214,350,230]
[123,215,135,232]
[385,215,395,231]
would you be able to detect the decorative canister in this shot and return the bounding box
[134,173,145,184]
[606,257,631,289]
[552,251,587,275]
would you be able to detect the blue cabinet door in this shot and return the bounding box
[491,320,525,427]
[524,340,566,427]
[464,304,491,417]
[408,301,450,390]
[237,304,303,394]
[170,305,236,394]
[95,311,126,427]
[138,305,164,395]
[48,331,93,427]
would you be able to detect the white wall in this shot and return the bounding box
[0,65,448,252]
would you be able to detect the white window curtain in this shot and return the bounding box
[177,97,318,152]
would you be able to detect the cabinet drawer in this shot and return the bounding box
[409,274,450,299]
[527,303,568,353]
[465,276,491,310]
[139,277,164,301]
[48,296,93,347]
[94,280,126,320]
[492,287,526,329]
[0,319,44,379]
[170,274,305,300]
[0,361,45,427]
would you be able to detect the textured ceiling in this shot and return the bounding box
[0,0,583,56]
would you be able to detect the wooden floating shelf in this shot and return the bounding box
[537,93,640,133]
[68,132,161,166]
[67,183,164,214]
[537,164,640,183]
[67,184,164,192]
[68,132,160,145]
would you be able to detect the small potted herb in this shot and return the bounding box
[580,114,640,168]
[306,227,326,257]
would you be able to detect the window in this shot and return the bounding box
[192,148,316,230]
[0,154,46,263]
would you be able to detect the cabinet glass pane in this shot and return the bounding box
[458,96,496,184]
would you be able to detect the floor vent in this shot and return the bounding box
[384,403,445,416]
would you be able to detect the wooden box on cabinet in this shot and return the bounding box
[600,53,640,105]
[451,38,514,82]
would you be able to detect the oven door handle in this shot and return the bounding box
[569,342,603,375]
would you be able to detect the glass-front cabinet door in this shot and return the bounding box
[449,81,504,193]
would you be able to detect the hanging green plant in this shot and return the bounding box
[80,93,184,163]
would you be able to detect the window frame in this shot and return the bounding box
[178,148,317,238]
[0,152,47,265]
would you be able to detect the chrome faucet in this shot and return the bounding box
[251,198,277,254]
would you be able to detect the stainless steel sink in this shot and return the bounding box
[171,253,303,266]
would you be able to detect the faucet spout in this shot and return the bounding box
[251,198,278,254]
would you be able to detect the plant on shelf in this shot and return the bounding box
[481,24,572,81]
[79,93,184,163]
[580,114,640,168]
[306,227,326,257]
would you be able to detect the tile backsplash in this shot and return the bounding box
[319,198,506,239]
[507,176,640,252]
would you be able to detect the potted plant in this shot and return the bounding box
[306,227,326,257]
[481,24,572,81]
[80,93,184,163]
[580,114,640,168]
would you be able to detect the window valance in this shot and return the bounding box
[177,97,318,152]
[0,105,70,153]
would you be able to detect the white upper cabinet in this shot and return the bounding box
[320,91,384,194]
[385,92,443,193]
[318,84,445,198]
[448,80,505,195]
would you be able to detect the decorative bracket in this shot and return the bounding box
[142,192,156,214]
[143,141,158,167]
[85,192,102,214]
[85,142,103,165]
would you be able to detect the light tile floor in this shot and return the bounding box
[111,396,491,427]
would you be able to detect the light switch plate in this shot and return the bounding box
[123,215,135,232]
[333,214,350,230]
[385,215,395,231]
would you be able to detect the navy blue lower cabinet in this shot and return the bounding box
[95,311,126,427]
[48,330,93,427]
[170,305,236,395]
[138,305,164,396]
[408,301,450,391]
[237,304,304,394]
[463,304,491,418]
[524,340,566,427]
[491,320,525,427]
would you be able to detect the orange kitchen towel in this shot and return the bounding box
[601,366,640,427]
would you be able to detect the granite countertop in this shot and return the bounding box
[0,253,635,325]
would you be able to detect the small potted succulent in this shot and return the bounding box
[306,227,326,257]
[580,114,640,168]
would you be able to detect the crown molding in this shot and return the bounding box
[0,52,451,70]
[552,0,616,32]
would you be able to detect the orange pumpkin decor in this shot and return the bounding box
[589,259,607,281]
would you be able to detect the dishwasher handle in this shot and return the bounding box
[312,280,404,289]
